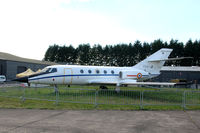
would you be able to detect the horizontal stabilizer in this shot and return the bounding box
[89,79,175,86]
[148,57,193,62]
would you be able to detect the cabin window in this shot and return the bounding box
[111,70,114,74]
[96,70,100,74]
[88,70,92,74]
[80,69,84,73]
[104,70,107,74]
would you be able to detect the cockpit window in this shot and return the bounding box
[51,68,57,73]
[46,68,52,73]
[41,67,48,73]
[41,67,57,73]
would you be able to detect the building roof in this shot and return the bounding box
[0,52,57,65]
[161,66,200,72]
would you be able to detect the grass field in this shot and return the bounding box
[0,85,200,110]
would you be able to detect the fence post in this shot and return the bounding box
[21,86,26,102]
[55,89,59,105]
[182,91,186,110]
[94,89,98,108]
[140,91,143,110]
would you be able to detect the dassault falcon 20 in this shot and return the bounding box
[14,48,177,91]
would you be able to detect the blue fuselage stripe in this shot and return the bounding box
[29,74,118,81]
[29,74,150,81]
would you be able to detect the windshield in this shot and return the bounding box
[41,67,57,73]
[41,67,49,73]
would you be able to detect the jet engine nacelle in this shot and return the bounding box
[119,70,147,79]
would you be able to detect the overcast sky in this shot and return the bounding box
[0,0,200,60]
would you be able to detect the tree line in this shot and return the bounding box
[44,39,200,66]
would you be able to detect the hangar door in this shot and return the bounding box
[0,65,3,75]
[17,66,27,74]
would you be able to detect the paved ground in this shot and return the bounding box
[0,83,20,88]
[0,109,199,133]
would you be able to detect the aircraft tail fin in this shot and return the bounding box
[133,48,173,75]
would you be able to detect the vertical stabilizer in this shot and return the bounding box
[133,48,173,75]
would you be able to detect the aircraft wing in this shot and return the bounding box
[88,79,175,86]
[88,79,118,85]
[120,81,176,86]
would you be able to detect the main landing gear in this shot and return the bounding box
[99,86,108,90]
[99,84,121,93]
[115,83,120,93]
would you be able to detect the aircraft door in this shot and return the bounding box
[63,68,73,84]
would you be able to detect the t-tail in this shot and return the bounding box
[133,48,173,77]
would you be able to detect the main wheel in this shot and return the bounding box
[100,85,108,89]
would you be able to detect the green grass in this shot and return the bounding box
[0,85,200,110]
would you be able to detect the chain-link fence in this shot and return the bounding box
[0,86,200,109]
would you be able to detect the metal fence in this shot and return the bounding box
[0,86,200,109]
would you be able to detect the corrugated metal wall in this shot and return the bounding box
[0,60,6,75]
[154,70,200,84]
[5,60,48,80]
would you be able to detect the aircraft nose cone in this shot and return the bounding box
[12,76,28,83]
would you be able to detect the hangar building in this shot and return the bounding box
[153,66,200,85]
[0,52,56,80]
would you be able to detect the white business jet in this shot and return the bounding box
[14,48,176,91]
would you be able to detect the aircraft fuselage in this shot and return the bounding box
[28,65,151,85]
